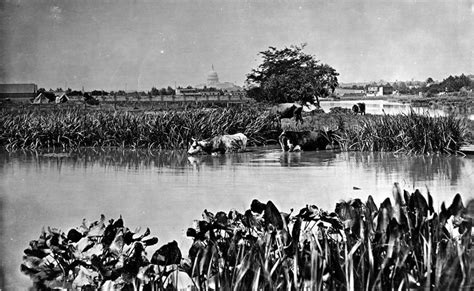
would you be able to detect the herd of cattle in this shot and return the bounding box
[187,102,365,155]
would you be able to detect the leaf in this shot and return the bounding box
[151,240,182,266]
[67,228,83,243]
[250,199,266,214]
[264,201,284,230]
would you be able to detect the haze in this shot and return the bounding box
[0,0,472,91]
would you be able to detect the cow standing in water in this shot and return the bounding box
[352,103,366,115]
[188,133,248,155]
[273,103,304,124]
[279,129,340,152]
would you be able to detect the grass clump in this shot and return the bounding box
[21,184,473,290]
[337,111,468,154]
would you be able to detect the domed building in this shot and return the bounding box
[207,66,219,86]
[195,65,242,91]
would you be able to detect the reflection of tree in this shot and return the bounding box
[341,152,465,185]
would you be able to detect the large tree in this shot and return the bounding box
[246,44,339,104]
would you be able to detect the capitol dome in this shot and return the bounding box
[207,65,219,85]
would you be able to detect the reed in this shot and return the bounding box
[344,111,469,154]
[21,184,473,290]
[0,106,280,151]
[1,107,469,154]
[292,111,469,155]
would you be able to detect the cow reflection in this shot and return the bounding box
[280,151,337,167]
[187,153,251,170]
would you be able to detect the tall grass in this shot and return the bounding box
[295,111,468,155]
[21,184,473,290]
[1,107,469,154]
[0,107,280,151]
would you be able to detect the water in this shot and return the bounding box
[320,99,474,120]
[1,148,474,289]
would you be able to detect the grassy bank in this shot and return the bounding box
[0,106,470,153]
[21,185,473,290]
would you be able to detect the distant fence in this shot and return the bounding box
[99,93,250,103]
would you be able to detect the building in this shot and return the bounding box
[0,83,38,98]
[195,66,242,92]
[366,86,393,97]
[334,88,366,97]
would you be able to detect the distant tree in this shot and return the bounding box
[69,90,83,96]
[91,90,109,96]
[439,74,471,92]
[426,77,434,84]
[56,88,63,92]
[159,88,167,95]
[150,87,159,95]
[66,88,72,94]
[246,44,339,104]
[186,85,193,89]
[37,88,46,93]
[166,86,175,95]
[398,82,409,94]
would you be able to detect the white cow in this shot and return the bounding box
[188,133,248,155]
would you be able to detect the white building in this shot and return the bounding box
[195,66,242,91]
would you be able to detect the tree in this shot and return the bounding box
[166,86,175,95]
[426,77,434,84]
[246,44,339,104]
[150,87,159,96]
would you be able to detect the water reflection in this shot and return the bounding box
[1,149,468,185]
[279,150,338,167]
[338,152,465,186]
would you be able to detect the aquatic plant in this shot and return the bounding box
[0,106,279,151]
[340,111,469,154]
[21,184,473,290]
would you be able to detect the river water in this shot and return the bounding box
[319,99,474,120]
[1,147,473,289]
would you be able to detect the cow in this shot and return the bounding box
[272,103,304,124]
[352,103,366,115]
[279,129,340,152]
[188,133,248,155]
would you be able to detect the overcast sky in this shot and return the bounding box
[0,0,472,91]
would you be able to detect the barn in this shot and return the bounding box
[0,83,38,99]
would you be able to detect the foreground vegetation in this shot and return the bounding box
[0,105,470,154]
[21,184,473,289]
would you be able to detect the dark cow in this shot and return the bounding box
[188,133,248,155]
[279,129,340,152]
[273,103,304,124]
[352,103,366,115]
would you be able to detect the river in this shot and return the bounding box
[319,99,474,120]
[1,147,473,289]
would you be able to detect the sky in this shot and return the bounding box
[0,0,472,91]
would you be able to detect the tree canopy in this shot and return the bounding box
[246,44,339,104]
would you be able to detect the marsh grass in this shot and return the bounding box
[0,106,280,151]
[337,111,469,154]
[21,184,473,290]
[1,106,469,154]
[286,111,469,155]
